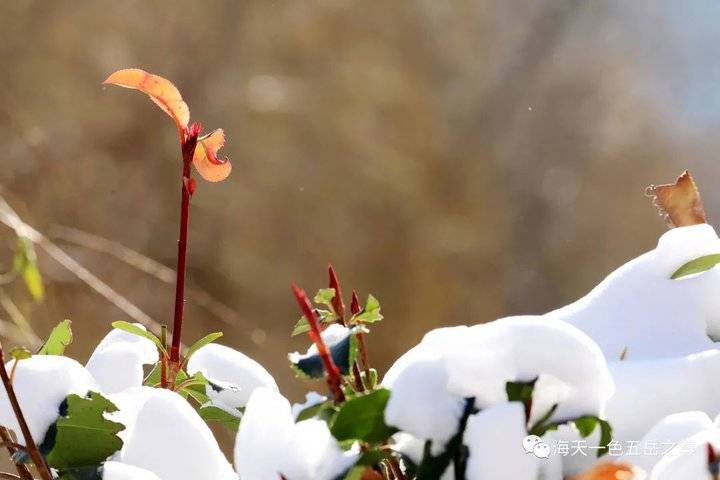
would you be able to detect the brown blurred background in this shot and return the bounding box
[2,0,720,401]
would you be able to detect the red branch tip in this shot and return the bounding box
[350,290,361,315]
[291,284,345,403]
[328,264,345,321]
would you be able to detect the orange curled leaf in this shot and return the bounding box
[103,68,190,135]
[646,170,706,228]
[192,128,232,182]
[569,462,643,480]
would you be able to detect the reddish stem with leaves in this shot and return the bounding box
[170,124,200,366]
[291,284,346,403]
[0,345,52,480]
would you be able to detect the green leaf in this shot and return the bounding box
[10,346,32,360]
[292,309,337,337]
[331,389,397,443]
[184,332,223,363]
[111,321,165,353]
[671,253,720,279]
[572,416,613,457]
[314,288,336,308]
[292,317,311,336]
[529,404,559,436]
[43,392,124,469]
[38,320,73,355]
[354,294,383,323]
[296,400,337,423]
[197,405,241,432]
[14,237,44,302]
[360,368,379,391]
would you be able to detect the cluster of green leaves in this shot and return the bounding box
[291,289,383,336]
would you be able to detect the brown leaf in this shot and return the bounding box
[192,128,232,182]
[570,462,644,480]
[103,68,190,136]
[646,170,706,228]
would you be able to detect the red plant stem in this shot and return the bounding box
[0,346,52,480]
[170,128,198,365]
[292,284,346,403]
[328,264,346,322]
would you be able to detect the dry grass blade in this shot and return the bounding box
[0,195,163,338]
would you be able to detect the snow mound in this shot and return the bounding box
[383,317,614,443]
[0,355,96,445]
[605,350,720,442]
[465,402,539,480]
[187,343,277,409]
[103,461,161,480]
[291,391,327,420]
[86,324,159,394]
[117,388,236,480]
[620,411,713,473]
[235,387,358,480]
[550,224,720,361]
[651,428,720,479]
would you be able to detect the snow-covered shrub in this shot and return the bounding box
[2,71,719,480]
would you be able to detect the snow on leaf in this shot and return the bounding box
[331,389,397,443]
[111,321,164,354]
[103,69,190,134]
[43,392,124,469]
[192,128,231,182]
[38,319,73,355]
[671,253,720,279]
[646,170,706,228]
[290,325,358,378]
[183,331,223,365]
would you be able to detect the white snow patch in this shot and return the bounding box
[292,391,327,420]
[550,224,720,361]
[235,387,358,480]
[86,324,159,394]
[103,461,161,480]
[0,355,96,445]
[117,388,236,480]
[187,343,277,409]
[465,402,539,480]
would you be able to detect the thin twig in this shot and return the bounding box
[50,224,246,330]
[0,427,33,480]
[0,344,52,480]
[0,195,163,336]
[0,289,40,347]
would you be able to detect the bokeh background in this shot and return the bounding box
[2,0,720,404]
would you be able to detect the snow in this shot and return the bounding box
[306,324,350,354]
[651,428,720,480]
[383,350,465,443]
[235,387,358,480]
[103,461,161,480]
[0,355,96,445]
[86,324,159,394]
[291,391,327,419]
[550,224,720,361]
[186,343,277,409]
[117,388,237,480]
[464,402,539,480]
[384,316,614,444]
[605,350,720,442]
[619,411,713,473]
